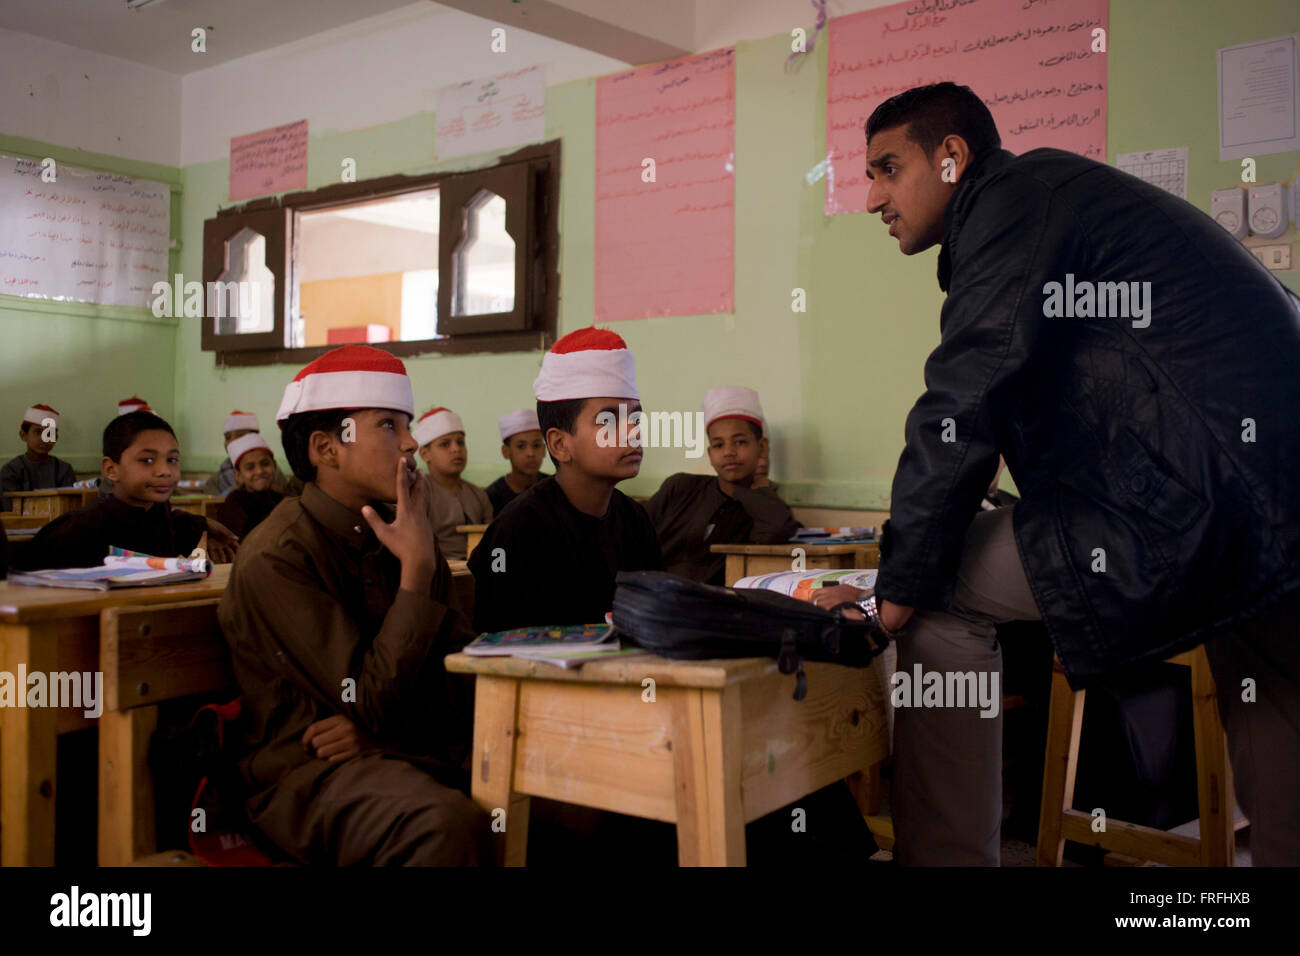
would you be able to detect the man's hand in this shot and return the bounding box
[303,714,371,762]
[810,585,915,632]
[362,457,435,593]
[204,518,239,563]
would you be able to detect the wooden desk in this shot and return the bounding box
[169,495,220,517]
[711,541,880,587]
[5,489,96,521]
[456,524,487,560]
[446,650,887,866]
[0,565,231,866]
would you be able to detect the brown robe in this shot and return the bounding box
[644,473,801,584]
[423,474,493,560]
[218,482,489,866]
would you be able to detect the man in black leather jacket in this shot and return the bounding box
[812,83,1300,865]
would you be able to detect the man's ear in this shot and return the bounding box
[545,427,572,466]
[939,133,973,185]
[101,456,118,481]
[308,429,339,473]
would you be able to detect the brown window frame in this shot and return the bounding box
[201,139,559,367]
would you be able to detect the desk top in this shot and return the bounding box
[446,650,778,688]
[709,542,875,556]
[5,489,87,499]
[455,524,488,534]
[0,564,232,624]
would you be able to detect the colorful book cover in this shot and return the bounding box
[733,568,878,603]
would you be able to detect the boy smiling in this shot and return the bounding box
[16,410,238,570]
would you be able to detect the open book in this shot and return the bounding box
[8,553,213,591]
[464,620,646,669]
[789,526,877,543]
[733,568,878,603]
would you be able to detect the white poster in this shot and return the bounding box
[435,65,545,160]
[0,155,170,308]
[1218,34,1300,161]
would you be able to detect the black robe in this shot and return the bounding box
[468,476,662,634]
[484,472,550,516]
[217,488,286,537]
[14,496,207,570]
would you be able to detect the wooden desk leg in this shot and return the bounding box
[1189,648,1234,866]
[1035,665,1085,866]
[671,686,745,866]
[0,624,59,866]
[470,675,529,866]
[99,706,159,866]
[724,555,745,588]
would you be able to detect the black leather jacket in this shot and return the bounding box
[874,148,1300,687]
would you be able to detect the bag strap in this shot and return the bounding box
[777,630,808,702]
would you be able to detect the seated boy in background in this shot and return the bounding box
[204,410,293,496]
[469,328,662,634]
[413,406,492,560]
[218,345,489,866]
[484,408,549,515]
[1,404,77,511]
[646,386,800,584]
[15,410,239,570]
[215,433,286,537]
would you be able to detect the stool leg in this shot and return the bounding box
[1190,647,1234,866]
[1036,662,1085,866]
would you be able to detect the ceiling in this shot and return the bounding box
[0,0,423,74]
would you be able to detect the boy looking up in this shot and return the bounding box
[484,408,549,515]
[646,386,800,584]
[16,410,239,569]
[469,328,662,634]
[218,345,489,866]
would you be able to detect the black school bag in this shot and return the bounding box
[611,571,889,700]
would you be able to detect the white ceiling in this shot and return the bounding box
[0,0,423,74]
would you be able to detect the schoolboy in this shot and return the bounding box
[214,433,285,537]
[15,410,239,570]
[1,404,77,511]
[646,386,800,584]
[468,328,662,634]
[218,345,489,866]
[97,397,153,499]
[412,407,492,561]
[204,410,291,496]
[484,408,549,515]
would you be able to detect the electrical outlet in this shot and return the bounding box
[1251,243,1293,271]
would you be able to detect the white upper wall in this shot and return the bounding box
[179,3,627,167]
[0,26,181,166]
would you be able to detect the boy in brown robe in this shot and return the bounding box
[412,406,492,561]
[218,345,490,866]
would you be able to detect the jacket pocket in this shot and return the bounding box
[1111,427,1207,532]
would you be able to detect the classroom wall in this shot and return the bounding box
[3,1,1297,495]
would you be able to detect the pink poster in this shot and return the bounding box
[596,48,735,321]
[826,0,1108,215]
[229,120,308,201]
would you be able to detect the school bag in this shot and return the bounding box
[611,570,889,700]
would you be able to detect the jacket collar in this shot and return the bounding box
[937,148,1015,292]
[301,481,391,550]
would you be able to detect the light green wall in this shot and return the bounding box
[0,134,181,472]
[6,0,1299,497]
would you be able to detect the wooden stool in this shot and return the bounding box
[1036,645,1245,866]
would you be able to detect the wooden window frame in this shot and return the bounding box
[201,140,559,367]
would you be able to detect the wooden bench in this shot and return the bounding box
[1036,645,1246,866]
[456,524,487,560]
[711,541,880,587]
[98,599,236,866]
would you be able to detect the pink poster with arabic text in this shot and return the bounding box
[826,0,1107,215]
[229,120,308,202]
[596,48,735,321]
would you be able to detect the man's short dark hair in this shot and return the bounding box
[865,82,1001,162]
[281,409,352,482]
[103,410,176,462]
[536,398,589,469]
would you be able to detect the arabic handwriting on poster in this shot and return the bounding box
[595,48,735,322]
[229,120,308,201]
[826,0,1108,215]
[436,66,545,160]
[0,154,170,307]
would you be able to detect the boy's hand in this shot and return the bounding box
[809,583,868,613]
[362,458,435,592]
[204,518,239,563]
[303,714,371,761]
